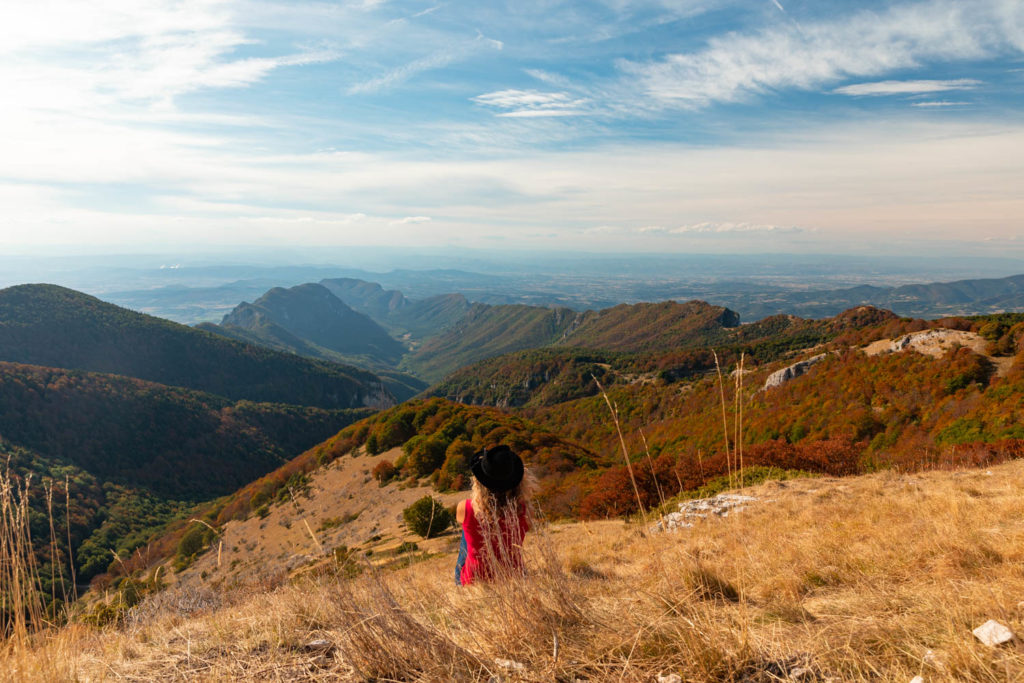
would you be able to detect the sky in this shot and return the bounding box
[1,0,1023,257]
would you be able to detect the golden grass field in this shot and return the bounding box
[5,457,1024,682]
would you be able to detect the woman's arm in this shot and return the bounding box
[456,499,467,525]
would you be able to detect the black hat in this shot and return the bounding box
[470,445,524,493]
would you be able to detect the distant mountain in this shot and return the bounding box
[0,360,371,581]
[562,300,740,352]
[730,274,1024,320]
[402,299,742,382]
[318,278,411,322]
[0,284,395,410]
[219,284,405,364]
[218,280,747,383]
[319,278,471,339]
[196,284,427,400]
[401,303,583,380]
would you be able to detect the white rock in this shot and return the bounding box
[763,353,828,390]
[973,619,1016,647]
[656,674,682,683]
[789,666,813,680]
[494,658,526,672]
[303,638,333,652]
[923,649,945,672]
[909,676,924,683]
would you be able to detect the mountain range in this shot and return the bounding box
[1,276,1022,613]
[0,284,398,409]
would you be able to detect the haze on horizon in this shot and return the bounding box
[1,0,1022,258]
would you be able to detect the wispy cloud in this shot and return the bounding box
[472,89,589,117]
[349,34,503,94]
[638,223,805,235]
[390,216,432,225]
[833,79,980,96]
[911,100,972,107]
[620,0,1023,108]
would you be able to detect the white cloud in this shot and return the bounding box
[911,100,971,107]
[833,79,980,96]
[390,216,432,225]
[635,223,804,235]
[473,89,589,117]
[0,1,340,121]
[673,222,804,234]
[2,121,1023,249]
[621,0,1024,108]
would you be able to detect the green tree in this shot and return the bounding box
[402,496,453,538]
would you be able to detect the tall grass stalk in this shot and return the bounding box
[713,350,733,489]
[0,467,46,644]
[592,375,647,522]
[64,476,77,603]
[639,429,666,510]
[735,352,745,488]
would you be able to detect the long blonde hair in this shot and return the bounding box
[470,467,537,528]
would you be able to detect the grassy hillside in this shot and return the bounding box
[11,460,1024,680]
[401,303,582,380]
[0,284,395,410]
[0,361,372,583]
[562,300,739,351]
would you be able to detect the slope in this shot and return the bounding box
[400,303,582,380]
[0,284,395,410]
[38,460,1024,681]
[0,360,371,582]
[561,300,740,351]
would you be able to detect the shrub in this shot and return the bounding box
[177,523,215,559]
[372,460,398,485]
[402,496,453,538]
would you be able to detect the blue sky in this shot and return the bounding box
[1,0,1022,256]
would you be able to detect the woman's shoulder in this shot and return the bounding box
[456,498,469,524]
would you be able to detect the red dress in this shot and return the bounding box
[459,498,530,585]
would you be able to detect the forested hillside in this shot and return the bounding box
[429,306,896,408]
[0,284,396,409]
[0,361,372,583]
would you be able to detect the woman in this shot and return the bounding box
[454,445,534,586]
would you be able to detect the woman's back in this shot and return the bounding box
[458,498,529,585]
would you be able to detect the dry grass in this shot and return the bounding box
[5,460,1024,681]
